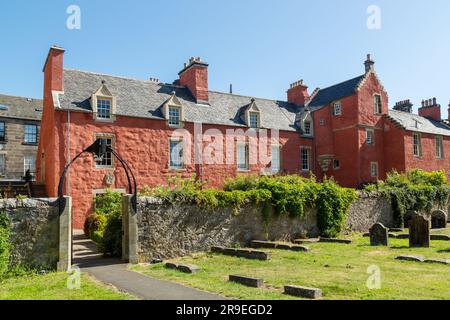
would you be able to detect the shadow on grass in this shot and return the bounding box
[437,249,450,253]
[389,246,410,250]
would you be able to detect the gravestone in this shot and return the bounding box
[409,214,430,248]
[369,223,389,246]
[404,211,417,229]
[431,210,448,229]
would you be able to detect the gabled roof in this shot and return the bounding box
[386,109,450,137]
[308,75,366,107]
[58,69,300,132]
[0,94,42,121]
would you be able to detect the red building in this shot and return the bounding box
[37,47,450,228]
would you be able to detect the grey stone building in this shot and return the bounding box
[0,94,42,181]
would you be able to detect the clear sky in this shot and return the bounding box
[1,0,450,113]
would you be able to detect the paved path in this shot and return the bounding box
[73,231,226,300]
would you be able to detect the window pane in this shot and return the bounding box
[301,148,310,171]
[95,138,113,167]
[0,155,5,176]
[271,146,280,173]
[170,140,184,169]
[249,113,259,128]
[304,121,311,135]
[371,163,378,177]
[237,144,249,170]
[24,125,37,144]
[97,99,111,119]
[24,155,36,175]
[169,107,181,126]
[0,122,5,141]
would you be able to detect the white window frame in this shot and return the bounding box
[24,154,36,176]
[237,143,250,171]
[304,121,312,136]
[366,129,375,145]
[301,147,311,172]
[0,154,6,177]
[436,135,444,159]
[94,135,114,169]
[168,106,182,127]
[333,101,342,116]
[249,112,259,129]
[413,132,422,157]
[169,138,185,170]
[271,145,281,174]
[371,162,379,178]
[96,97,112,120]
[373,94,383,115]
[24,124,38,144]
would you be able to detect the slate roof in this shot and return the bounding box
[308,75,366,107]
[0,94,42,121]
[386,109,450,137]
[58,69,300,132]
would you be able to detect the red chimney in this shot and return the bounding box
[43,46,65,103]
[418,97,442,121]
[287,80,310,106]
[178,57,209,104]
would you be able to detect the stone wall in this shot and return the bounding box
[2,198,60,269]
[130,193,449,262]
[135,197,318,262]
[345,192,395,232]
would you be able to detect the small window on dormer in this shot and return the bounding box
[97,98,112,119]
[249,112,259,128]
[333,102,342,116]
[304,121,312,136]
[169,106,181,127]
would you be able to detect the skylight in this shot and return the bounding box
[0,104,8,110]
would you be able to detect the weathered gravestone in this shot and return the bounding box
[404,211,416,229]
[370,223,389,246]
[409,214,430,248]
[431,210,448,229]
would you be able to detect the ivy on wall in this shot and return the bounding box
[365,170,450,227]
[0,211,11,279]
[140,174,357,238]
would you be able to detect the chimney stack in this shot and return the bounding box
[364,54,375,73]
[393,99,413,113]
[418,97,442,121]
[43,45,65,103]
[178,57,209,104]
[447,101,450,123]
[287,80,310,106]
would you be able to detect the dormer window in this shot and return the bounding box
[304,121,312,136]
[333,101,342,116]
[97,98,112,119]
[243,99,261,129]
[92,83,117,122]
[168,106,181,127]
[249,112,259,128]
[163,92,184,128]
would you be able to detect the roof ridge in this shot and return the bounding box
[0,93,42,102]
[316,74,366,92]
[64,68,160,84]
[209,90,292,104]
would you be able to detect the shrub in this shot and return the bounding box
[0,211,10,279]
[90,189,124,257]
[83,213,107,240]
[365,170,450,227]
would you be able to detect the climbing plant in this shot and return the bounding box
[0,210,11,279]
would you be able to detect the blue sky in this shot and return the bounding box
[1,0,449,113]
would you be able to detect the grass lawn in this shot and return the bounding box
[131,228,450,300]
[0,272,133,300]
